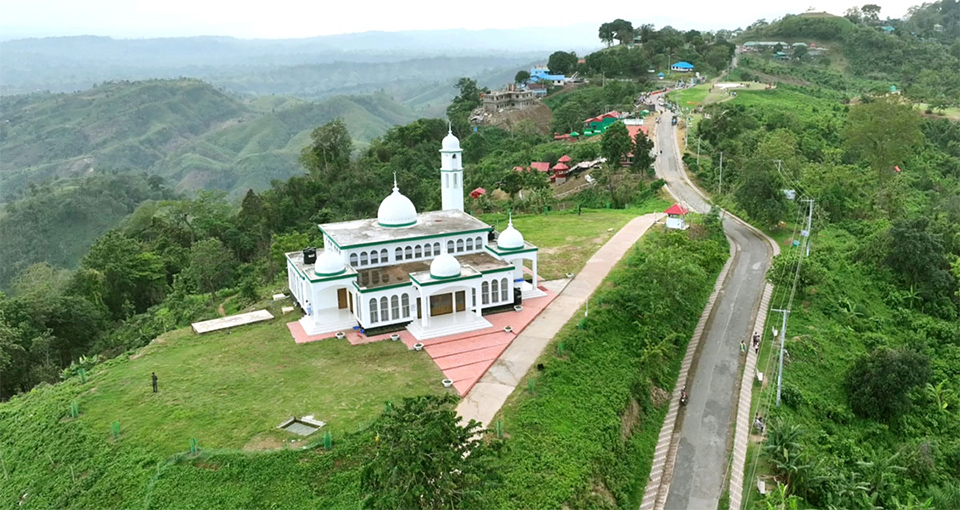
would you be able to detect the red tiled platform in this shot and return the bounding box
[287,285,560,396]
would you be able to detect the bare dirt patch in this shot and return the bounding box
[243,434,285,451]
[650,385,670,407]
[620,398,642,441]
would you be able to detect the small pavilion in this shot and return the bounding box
[665,203,690,230]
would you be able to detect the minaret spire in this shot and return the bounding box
[393,172,398,191]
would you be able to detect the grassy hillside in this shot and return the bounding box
[0,79,421,202]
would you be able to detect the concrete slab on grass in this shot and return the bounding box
[192,310,274,334]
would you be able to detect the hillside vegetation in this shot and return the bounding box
[0,79,421,203]
[682,6,960,505]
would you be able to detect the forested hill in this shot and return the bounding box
[738,7,959,105]
[0,79,421,203]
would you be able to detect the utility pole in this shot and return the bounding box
[772,308,790,406]
[718,151,724,194]
[801,198,814,256]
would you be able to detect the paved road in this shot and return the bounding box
[458,214,662,427]
[655,111,773,510]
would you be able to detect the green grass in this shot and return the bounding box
[481,203,670,281]
[668,84,710,107]
[79,317,449,456]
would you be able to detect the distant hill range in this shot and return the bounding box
[0,30,598,97]
[0,78,482,203]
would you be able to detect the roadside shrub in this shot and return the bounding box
[846,348,931,422]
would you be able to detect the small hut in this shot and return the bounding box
[664,203,689,230]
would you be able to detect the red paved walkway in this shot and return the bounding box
[286,286,559,397]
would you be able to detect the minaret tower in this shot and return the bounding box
[440,125,464,212]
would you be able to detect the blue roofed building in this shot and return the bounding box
[529,68,567,86]
[670,61,694,72]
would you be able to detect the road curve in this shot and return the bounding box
[654,110,774,510]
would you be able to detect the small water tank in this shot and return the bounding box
[488,230,497,242]
[303,247,317,264]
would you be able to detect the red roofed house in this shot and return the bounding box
[623,121,651,166]
[470,187,486,199]
[665,203,689,230]
[530,162,551,173]
[551,162,569,184]
[558,154,572,163]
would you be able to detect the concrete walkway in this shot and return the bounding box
[457,213,662,427]
[728,283,774,510]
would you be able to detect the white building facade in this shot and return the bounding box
[286,129,541,340]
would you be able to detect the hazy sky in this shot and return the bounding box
[0,0,922,39]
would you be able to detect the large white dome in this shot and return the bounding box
[377,182,418,228]
[314,249,345,276]
[497,217,525,250]
[441,129,460,152]
[430,252,461,279]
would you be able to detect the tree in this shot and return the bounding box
[632,130,655,173]
[612,19,635,45]
[793,45,808,61]
[0,309,27,400]
[885,217,956,305]
[300,118,353,178]
[862,4,882,24]
[82,231,167,318]
[734,161,789,227]
[514,70,530,84]
[773,43,784,53]
[847,348,931,422]
[551,99,586,135]
[601,121,632,166]
[446,77,487,127]
[598,22,615,46]
[841,98,923,212]
[183,238,234,301]
[361,394,500,509]
[547,51,578,75]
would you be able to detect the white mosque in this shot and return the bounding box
[286,129,543,340]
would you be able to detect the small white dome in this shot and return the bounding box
[441,129,460,152]
[314,249,345,276]
[430,252,461,279]
[377,181,418,228]
[497,217,525,250]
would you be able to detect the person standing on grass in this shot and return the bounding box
[151,372,158,393]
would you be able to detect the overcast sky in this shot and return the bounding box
[0,0,922,40]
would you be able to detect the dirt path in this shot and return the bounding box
[217,295,237,317]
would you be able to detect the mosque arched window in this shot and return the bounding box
[475,236,483,248]
[456,239,464,252]
[369,299,378,323]
[360,252,368,266]
[404,246,413,260]
[391,296,400,320]
[501,278,509,302]
[482,282,489,305]
[395,247,403,261]
[424,244,432,257]
[402,294,410,318]
[350,253,358,267]
[433,242,440,254]
[447,240,454,253]
[415,245,422,258]
[380,297,389,322]
[491,279,499,302]
[370,250,379,264]
[380,249,388,262]
[466,238,473,250]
